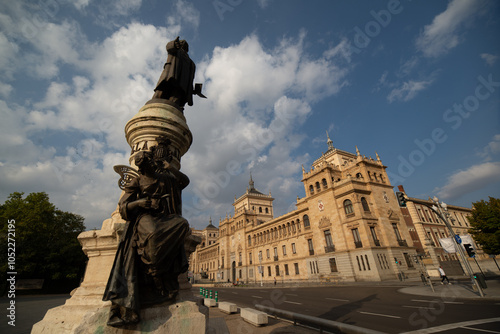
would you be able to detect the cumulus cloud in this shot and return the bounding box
[480,53,499,66]
[387,78,435,103]
[435,162,500,201]
[476,134,500,161]
[415,0,487,58]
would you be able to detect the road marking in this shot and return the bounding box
[358,311,401,319]
[403,305,435,310]
[284,301,302,305]
[286,293,298,296]
[461,326,500,333]
[401,317,500,333]
[411,299,463,305]
[251,295,263,299]
[325,298,349,302]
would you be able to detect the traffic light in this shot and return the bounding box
[396,191,407,207]
[464,243,476,258]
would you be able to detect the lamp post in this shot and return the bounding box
[429,196,485,297]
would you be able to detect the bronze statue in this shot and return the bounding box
[104,147,190,327]
[152,37,206,108]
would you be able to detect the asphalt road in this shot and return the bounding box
[0,294,69,334]
[2,285,500,334]
[210,284,500,333]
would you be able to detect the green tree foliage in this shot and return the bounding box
[0,192,87,291]
[468,197,500,255]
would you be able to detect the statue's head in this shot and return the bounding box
[179,40,189,52]
[134,151,154,173]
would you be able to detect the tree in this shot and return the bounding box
[0,192,87,293]
[468,197,500,255]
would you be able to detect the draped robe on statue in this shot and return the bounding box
[103,164,190,318]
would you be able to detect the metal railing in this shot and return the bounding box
[354,241,363,248]
[398,239,408,247]
[324,245,335,253]
[255,305,385,334]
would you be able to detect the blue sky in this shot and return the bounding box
[0,0,499,230]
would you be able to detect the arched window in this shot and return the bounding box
[279,226,282,237]
[315,182,321,191]
[309,185,314,195]
[379,174,384,183]
[322,178,327,188]
[265,207,269,214]
[259,207,262,213]
[344,199,354,215]
[361,197,370,212]
[303,215,310,228]
[248,235,251,245]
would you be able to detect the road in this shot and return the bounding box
[210,284,500,333]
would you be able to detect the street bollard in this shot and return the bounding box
[199,287,202,295]
[215,291,218,302]
[210,290,213,299]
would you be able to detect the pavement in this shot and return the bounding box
[204,275,500,334]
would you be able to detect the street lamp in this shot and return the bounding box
[429,197,485,297]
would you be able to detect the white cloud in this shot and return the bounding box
[166,0,200,32]
[480,53,499,66]
[387,78,435,103]
[435,162,500,201]
[477,134,500,161]
[415,0,486,58]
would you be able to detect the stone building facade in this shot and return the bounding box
[190,136,421,283]
[397,186,498,276]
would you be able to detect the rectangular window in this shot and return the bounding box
[294,263,299,275]
[282,245,287,256]
[324,230,334,247]
[308,239,314,255]
[292,243,296,254]
[370,227,379,244]
[329,258,338,272]
[352,228,362,248]
[392,223,402,241]
[266,249,270,259]
[267,266,271,276]
[275,265,280,276]
[284,264,289,275]
[249,252,252,265]
[258,251,262,261]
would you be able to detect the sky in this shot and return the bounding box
[0,0,499,231]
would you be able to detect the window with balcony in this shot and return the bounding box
[324,230,335,253]
[308,238,314,255]
[309,185,314,195]
[370,226,380,246]
[352,228,362,248]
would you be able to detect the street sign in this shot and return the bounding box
[454,235,462,244]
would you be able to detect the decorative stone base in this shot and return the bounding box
[32,293,208,334]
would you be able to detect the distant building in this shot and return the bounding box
[190,135,421,283]
[396,186,496,276]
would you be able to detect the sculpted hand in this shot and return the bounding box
[135,198,152,209]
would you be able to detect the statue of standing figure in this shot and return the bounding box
[152,37,206,108]
[103,142,191,327]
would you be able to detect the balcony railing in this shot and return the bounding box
[324,245,335,253]
[354,241,363,248]
[309,249,314,256]
[398,239,408,247]
[373,239,381,247]
[274,256,279,261]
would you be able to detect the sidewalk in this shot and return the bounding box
[398,276,500,300]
